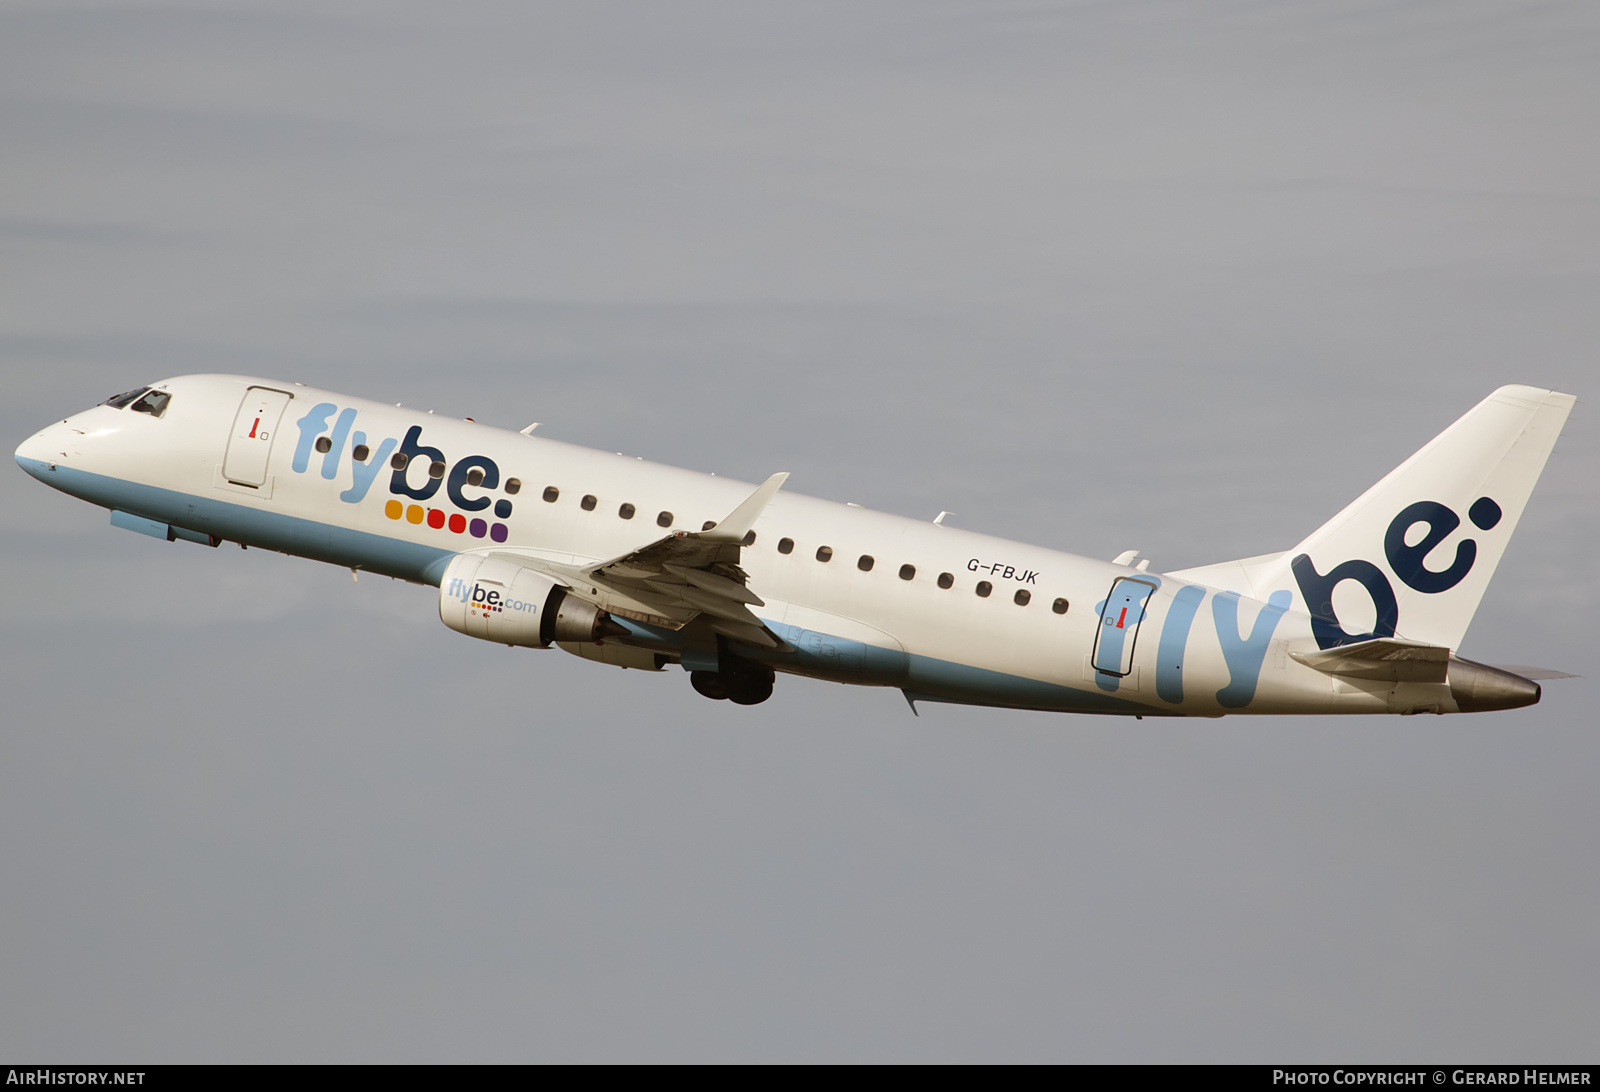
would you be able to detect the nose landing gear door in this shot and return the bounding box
[1093,576,1158,678]
[223,386,293,488]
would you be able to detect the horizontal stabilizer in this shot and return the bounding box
[1489,664,1578,681]
[1291,639,1545,712]
[1290,638,1450,682]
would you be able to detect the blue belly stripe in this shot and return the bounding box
[21,457,1167,716]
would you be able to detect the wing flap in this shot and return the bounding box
[705,615,780,648]
[669,563,765,606]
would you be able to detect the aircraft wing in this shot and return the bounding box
[491,472,791,648]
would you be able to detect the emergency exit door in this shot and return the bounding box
[223,387,293,487]
[1093,577,1158,677]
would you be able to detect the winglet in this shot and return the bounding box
[702,472,789,544]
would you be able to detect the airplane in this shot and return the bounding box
[14,376,1576,716]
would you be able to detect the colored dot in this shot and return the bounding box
[494,499,513,519]
[406,504,425,525]
[427,508,446,529]
[469,518,487,538]
[1469,496,1502,530]
[385,500,403,520]
[448,513,466,534]
[490,523,508,543]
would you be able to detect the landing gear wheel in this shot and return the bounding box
[726,675,774,706]
[690,671,729,701]
[689,645,776,705]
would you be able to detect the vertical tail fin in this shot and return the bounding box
[1173,385,1575,650]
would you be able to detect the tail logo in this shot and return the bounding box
[1383,497,1501,594]
[1294,497,1501,650]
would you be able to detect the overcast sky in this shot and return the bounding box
[3,0,1597,1062]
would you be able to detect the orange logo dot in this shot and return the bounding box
[385,500,403,520]
[406,504,425,524]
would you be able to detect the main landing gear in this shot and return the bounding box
[689,656,775,706]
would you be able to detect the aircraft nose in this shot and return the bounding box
[15,421,69,478]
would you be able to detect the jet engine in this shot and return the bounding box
[438,552,619,648]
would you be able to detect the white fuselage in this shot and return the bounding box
[14,374,1493,716]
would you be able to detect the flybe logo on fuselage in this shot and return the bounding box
[289,403,515,544]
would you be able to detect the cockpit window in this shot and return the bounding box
[103,387,151,409]
[130,390,171,418]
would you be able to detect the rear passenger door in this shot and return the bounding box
[1092,577,1158,677]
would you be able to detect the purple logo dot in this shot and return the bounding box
[490,523,509,543]
[469,518,487,538]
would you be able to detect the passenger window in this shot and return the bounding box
[1014,589,1031,606]
[702,521,717,531]
[857,555,875,572]
[130,391,170,417]
[1052,598,1070,615]
[778,538,794,554]
[937,572,954,589]
[352,444,371,462]
[976,581,992,597]
[103,387,150,409]
[816,546,833,562]
[542,486,559,503]
[315,436,332,453]
[619,503,636,519]
[428,460,446,479]
[466,468,485,487]
[505,478,522,495]
[657,511,673,527]
[390,452,409,470]
[743,531,756,546]
[899,564,915,581]
[581,494,597,511]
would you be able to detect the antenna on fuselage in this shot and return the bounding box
[933,511,953,526]
[520,423,540,435]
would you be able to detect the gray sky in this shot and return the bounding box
[2,0,1597,1062]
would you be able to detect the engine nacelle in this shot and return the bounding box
[438,552,615,647]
